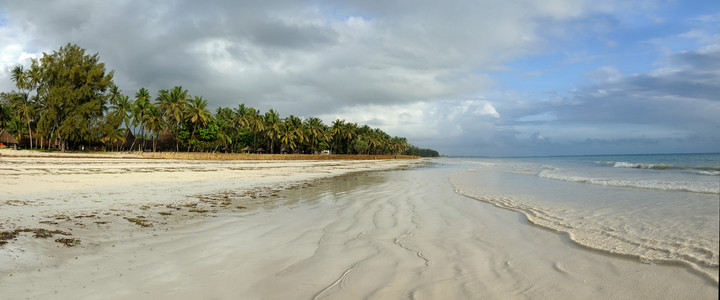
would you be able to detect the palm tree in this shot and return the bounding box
[246,107,264,150]
[331,119,345,154]
[104,128,126,151]
[305,117,326,153]
[26,62,46,148]
[11,66,29,93]
[110,94,133,149]
[143,103,164,152]
[213,115,233,152]
[279,121,297,153]
[343,122,357,150]
[233,104,249,129]
[132,87,151,151]
[10,66,34,148]
[186,96,211,151]
[367,130,382,154]
[284,115,305,153]
[9,93,35,149]
[157,86,189,151]
[108,84,121,106]
[264,109,281,153]
[111,95,132,129]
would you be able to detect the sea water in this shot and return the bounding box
[446,153,720,282]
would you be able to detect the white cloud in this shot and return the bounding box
[318,99,500,141]
[2,0,717,155]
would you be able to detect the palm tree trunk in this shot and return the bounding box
[140,125,145,152]
[175,125,180,152]
[26,119,33,149]
[188,126,197,152]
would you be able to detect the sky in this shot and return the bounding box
[0,0,718,156]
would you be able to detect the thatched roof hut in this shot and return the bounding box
[157,127,175,151]
[110,129,135,150]
[255,147,265,154]
[0,130,18,148]
[241,146,253,154]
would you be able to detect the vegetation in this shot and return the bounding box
[405,146,441,157]
[1,43,439,156]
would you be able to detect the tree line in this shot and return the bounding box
[1,43,439,156]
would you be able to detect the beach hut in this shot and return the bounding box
[241,146,253,154]
[255,147,265,154]
[115,129,135,151]
[0,130,19,149]
[157,127,175,151]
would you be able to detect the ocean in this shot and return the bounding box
[446,153,720,282]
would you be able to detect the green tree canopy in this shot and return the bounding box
[34,43,115,151]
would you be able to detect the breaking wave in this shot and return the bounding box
[596,161,720,176]
[538,170,719,194]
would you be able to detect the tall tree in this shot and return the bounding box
[34,43,114,151]
[108,84,121,106]
[10,66,35,148]
[264,109,281,153]
[111,95,132,130]
[285,115,305,153]
[305,117,327,153]
[143,103,164,152]
[9,93,35,149]
[232,104,249,129]
[10,66,29,90]
[133,87,150,151]
[186,96,211,151]
[331,119,345,154]
[246,107,264,150]
[156,86,189,151]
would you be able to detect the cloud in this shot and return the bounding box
[318,99,500,141]
[1,0,717,156]
[485,48,720,155]
[0,0,615,112]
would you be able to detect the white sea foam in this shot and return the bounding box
[450,175,719,284]
[449,154,720,284]
[613,161,641,168]
[698,170,720,176]
[597,160,720,174]
[537,170,719,194]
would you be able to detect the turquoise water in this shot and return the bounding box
[446,153,719,282]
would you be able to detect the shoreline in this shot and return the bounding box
[0,154,428,278]
[0,149,419,160]
[461,191,719,286]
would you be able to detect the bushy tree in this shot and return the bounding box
[34,43,115,151]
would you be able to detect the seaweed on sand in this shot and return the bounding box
[1,228,74,246]
[55,237,81,247]
[125,216,153,227]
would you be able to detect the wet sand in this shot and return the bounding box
[0,152,716,299]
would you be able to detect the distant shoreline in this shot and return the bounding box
[0,149,419,160]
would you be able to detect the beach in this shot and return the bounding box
[0,151,717,299]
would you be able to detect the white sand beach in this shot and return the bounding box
[0,151,716,299]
